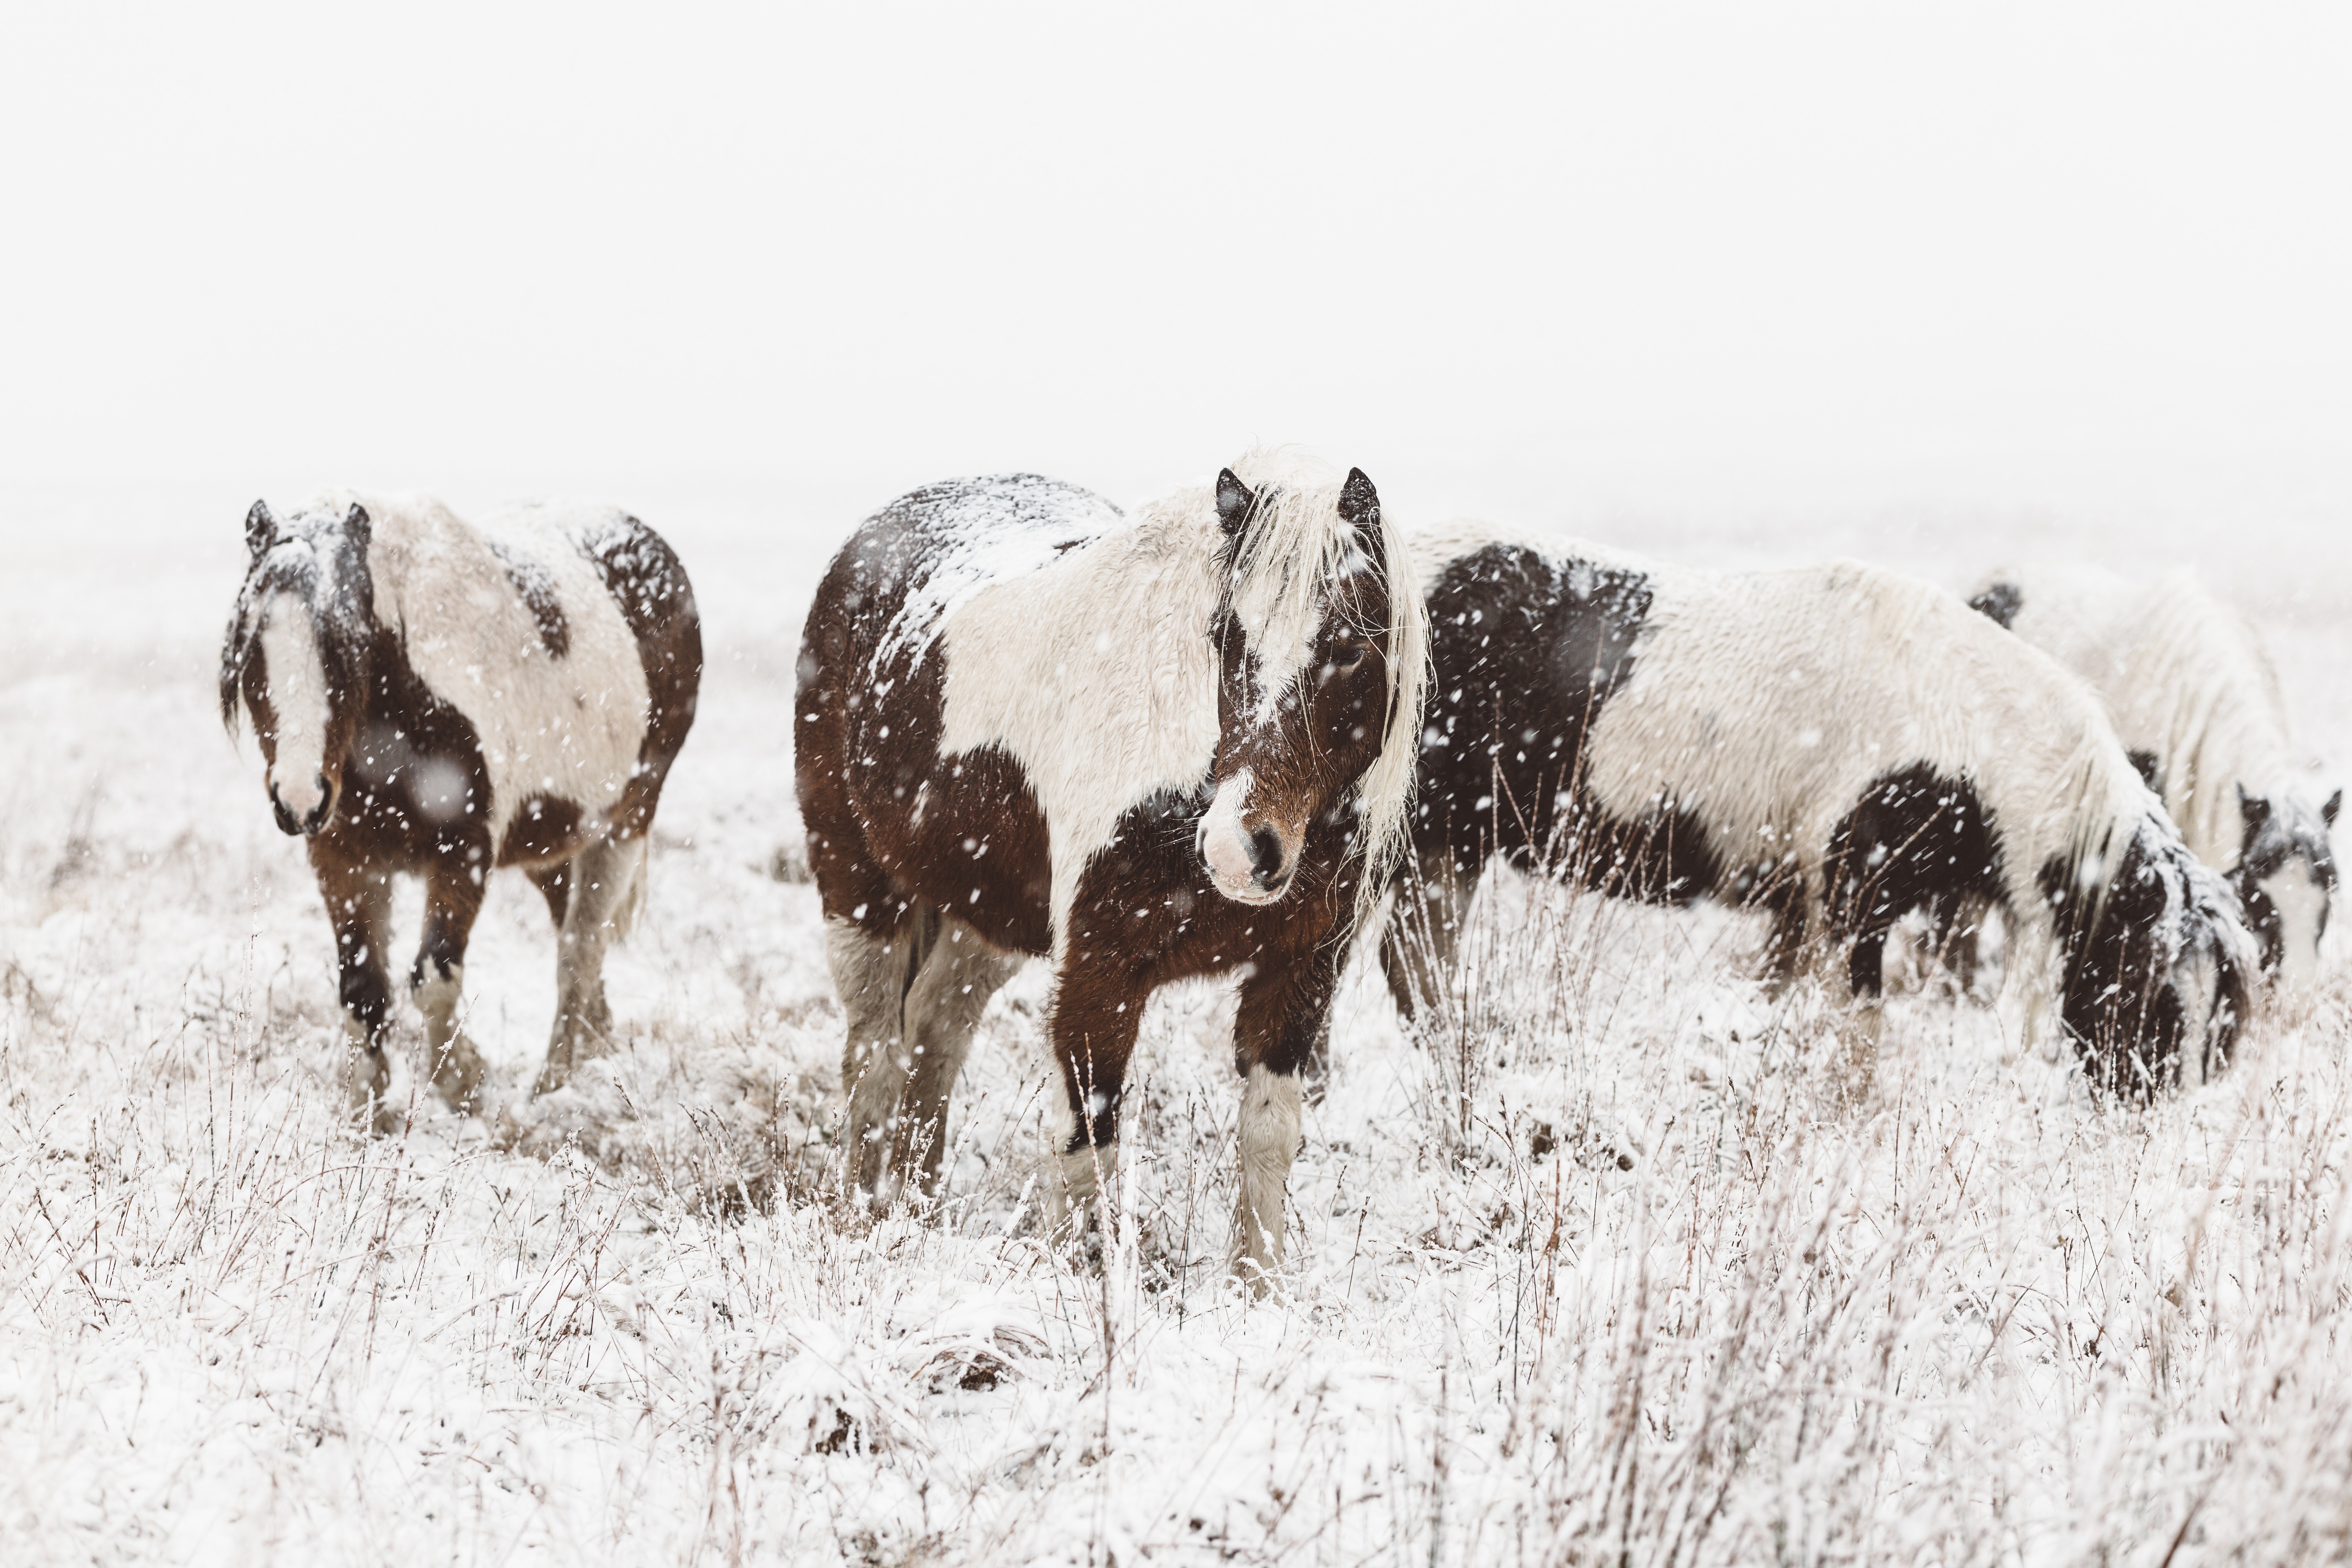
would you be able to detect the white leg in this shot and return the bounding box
[342,1014,400,1135]
[416,964,488,1111]
[828,910,933,1204]
[894,919,1023,1195]
[1232,1062,1303,1292]
[535,836,640,1095]
[1048,1140,1118,1245]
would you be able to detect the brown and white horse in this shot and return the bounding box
[795,454,1427,1283]
[220,492,700,1131]
[1381,524,2252,1103]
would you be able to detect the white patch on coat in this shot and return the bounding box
[2262,866,2330,993]
[938,452,1428,951]
[258,595,330,817]
[297,490,652,855]
[1198,766,1273,900]
[1233,1062,1302,1273]
[872,476,1125,679]
[1976,564,2317,872]
[1416,522,2241,1043]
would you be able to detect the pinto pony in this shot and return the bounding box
[1971,565,2339,992]
[795,455,1426,1281]
[220,492,700,1131]
[1379,524,2252,1101]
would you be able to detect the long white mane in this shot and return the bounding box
[936,453,1426,943]
[1980,564,2302,869]
[1221,449,1429,930]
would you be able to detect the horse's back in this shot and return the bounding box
[813,474,1126,675]
[355,494,683,851]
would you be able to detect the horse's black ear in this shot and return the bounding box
[245,500,277,561]
[1215,470,1255,539]
[343,503,372,553]
[2238,783,2270,826]
[1336,467,1381,532]
[2324,789,2342,829]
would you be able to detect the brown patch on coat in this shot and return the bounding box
[584,515,702,840]
[488,540,571,659]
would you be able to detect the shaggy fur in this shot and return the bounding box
[1383,522,2253,1101]
[1970,564,2339,991]
[221,492,700,1128]
[797,453,1427,1283]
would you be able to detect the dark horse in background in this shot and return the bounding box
[221,492,699,1131]
[796,453,1428,1285]
[1380,523,2251,1102]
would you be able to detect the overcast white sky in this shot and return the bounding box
[2,3,2346,532]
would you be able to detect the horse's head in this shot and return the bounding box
[2051,819,2255,1099]
[1194,463,1426,919]
[2233,782,2340,991]
[219,498,376,837]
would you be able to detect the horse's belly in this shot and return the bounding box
[852,742,1056,956]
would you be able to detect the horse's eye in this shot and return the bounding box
[1328,642,1367,674]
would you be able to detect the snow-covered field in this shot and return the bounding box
[5,484,2350,1565]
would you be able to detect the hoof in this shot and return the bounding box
[431,1033,489,1114]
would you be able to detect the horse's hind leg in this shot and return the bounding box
[315,851,400,1135]
[892,918,1023,1197]
[831,903,939,1204]
[535,835,640,1095]
[414,855,490,1113]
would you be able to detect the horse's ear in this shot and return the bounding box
[1215,470,1255,539]
[245,500,277,561]
[2324,789,2342,828]
[1336,468,1381,533]
[343,503,372,553]
[2238,783,2270,826]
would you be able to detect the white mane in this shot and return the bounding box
[1978,564,2305,870]
[1221,449,1429,930]
[937,453,1427,946]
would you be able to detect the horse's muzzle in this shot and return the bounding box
[271,774,336,837]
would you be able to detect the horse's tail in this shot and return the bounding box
[610,835,651,943]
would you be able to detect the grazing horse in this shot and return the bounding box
[795,454,1426,1281]
[1379,523,2252,1102]
[220,492,700,1131]
[1970,565,2339,992]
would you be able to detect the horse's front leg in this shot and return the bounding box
[1823,927,1888,1109]
[413,850,490,1113]
[314,849,399,1135]
[535,835,641,1095]
[1044,969,1147,1247]
[1230,944,1341,1293]
[1379,849,1473,1023]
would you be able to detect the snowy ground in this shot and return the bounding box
[4,482,2350,1565]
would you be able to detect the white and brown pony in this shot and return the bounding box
[1381,524,2252,1102]
[220,492,700,1131]
[795,454,1426,1282]
[1971,566,2339,993]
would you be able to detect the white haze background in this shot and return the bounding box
[5,5,2352,1565]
